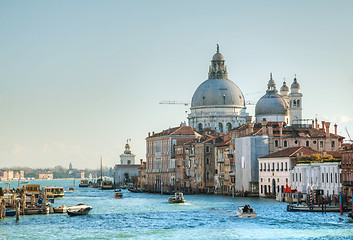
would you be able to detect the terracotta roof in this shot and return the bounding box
[326,150,341,159]
[259,147,318,158]
[150,126,200,138]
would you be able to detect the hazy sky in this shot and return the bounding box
[1,1,352,169]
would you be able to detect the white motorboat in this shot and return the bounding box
[67,203,93,216]
[236,205,257,218]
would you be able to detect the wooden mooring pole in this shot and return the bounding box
[0,199,5,219]
[16,200,20,221]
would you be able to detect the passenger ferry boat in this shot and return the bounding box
[42,186,65,198]
[168,192,186,204]
[79,180,89,187]
[100,181,114,190]
[22,184,41,197]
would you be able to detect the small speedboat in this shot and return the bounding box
[67,204,92,216]
[168,192,186,204]
[114,189,123,199]
[236,205,257,218]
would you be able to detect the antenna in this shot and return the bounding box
[345,127,352,142]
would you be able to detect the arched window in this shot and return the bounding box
[297,100,300,107]
[275,140,279,147]
[226,122,232,132]
[219,122,223,133]
[306,141,309,146]
[206,171,210,181]
[205,145,210,153]
[198,123,203,131]
[293,100,297,107]
[206,157,209,165]
[284,140,288,147]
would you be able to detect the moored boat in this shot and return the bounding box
[287,203,346,212]
[168,192,186,204]
[54,204,67,213]
[5,209,16,217]
[42,186,65,198]
[236,205,257,218]
[67,203,93,216]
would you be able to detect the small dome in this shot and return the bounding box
[255,94,289,116]
[280,81,289,92]
[291,77,300,89]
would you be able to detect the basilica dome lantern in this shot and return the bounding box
[188,45,248,133]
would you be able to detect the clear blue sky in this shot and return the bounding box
[1,0,352,169]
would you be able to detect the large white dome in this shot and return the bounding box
[191,78,245,109]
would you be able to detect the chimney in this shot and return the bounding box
[261,121,267,135]
[315,118,318,129]
[325,122,331,137]
[334,123,337,135]
[268,125,273,136]
[152,131,155,136]
[246,116,252,123]
[312,120,314,128]
[148,132,151,137]
[140,159,143,165]
[249,122,254,133]
[321,121,326,131]
[279,122,283,136]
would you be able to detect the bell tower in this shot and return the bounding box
[289,76,303,125]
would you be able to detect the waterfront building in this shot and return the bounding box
[38,173,53,180]
[258,146,317,197]
[113,141,140,187]
[145,125,201,191]
[291,152,341,197]
[214,135,234,195]
[138,160,147,189]
[341,144,353,196]
[188,45,249,133]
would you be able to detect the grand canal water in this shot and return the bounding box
[1,179,353,239]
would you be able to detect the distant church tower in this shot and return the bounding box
[279,76,303,125]
[120,139,136,165]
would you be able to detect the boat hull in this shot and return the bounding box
[287,204,347,212]
[5,209,16,217]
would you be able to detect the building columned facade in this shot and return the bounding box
[188,45,248,133]
[341,144,353,196]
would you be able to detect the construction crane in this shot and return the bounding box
[345,127,353,142]
[159,101,189,106]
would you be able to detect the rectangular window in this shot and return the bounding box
[320,141,323,148]
[281,162,283,171]
[285,162,288,171]
[299,173,301,182]
[322,173,324,183]
[296,173,298,181]
[264,163,266,171]
[326,173,329,183]
[260,163,263,171]
[261,185,263,194]
[332,141,335,148]
[331,173,333,183]
[335,173,338,183]
[268,163,270,170]
[276,163,279,171]
[293,173,295,182]
[272,163,274,171]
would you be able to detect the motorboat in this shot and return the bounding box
[236,205,257,218]
[114,190,123,199]
[168,192,186,204]
[68,187,74,192]
[67,204,93,216]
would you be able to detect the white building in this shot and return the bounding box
[258,146,317,197]
[291,161,341,197]
[233,135,269,194]
[113,141,140,187]
[188,45,249,133]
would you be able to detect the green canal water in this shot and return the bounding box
[1,179,353,239]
